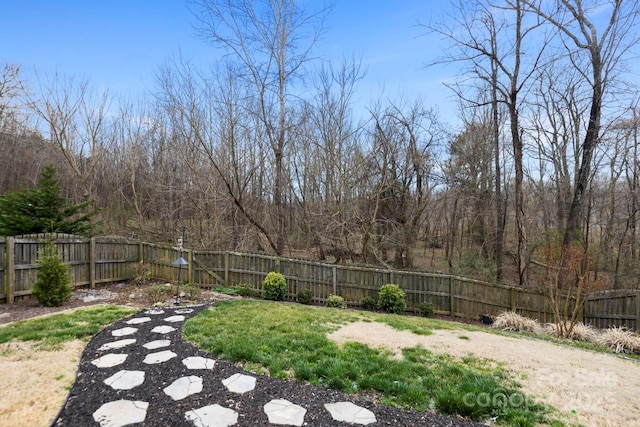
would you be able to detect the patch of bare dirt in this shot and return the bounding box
[327,321,640,426]
[0,281,240,325]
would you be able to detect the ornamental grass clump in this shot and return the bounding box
[543,321,597,342]
[32,241,73,307]
[378,284,406,314]
[595,327,640,354]
[262,272,287,301]
[492,311,542,333]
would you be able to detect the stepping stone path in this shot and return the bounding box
[164,375,203,400]
[264,399,307,426]
[125,316,151,325]
[111,327,138,337]
[325,402,377,425]
[91,353,127,368]
[222,373,256,394]
[183,355,216,370]
[92,400,148,426]
[63,305,380,426]
[142,339,170,350]
[104,370,145,390]
[185,404,238,427]
[98,338,136,351]
[143,349,177,364]
[151,325,175,334]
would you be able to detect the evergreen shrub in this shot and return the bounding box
[378,284,406,314]
[32,242,73,307]
[263,271,287,301]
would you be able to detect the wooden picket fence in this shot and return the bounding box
[1,234,638,331]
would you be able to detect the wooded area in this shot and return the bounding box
[1,1,640,291]
[1,234,638,331]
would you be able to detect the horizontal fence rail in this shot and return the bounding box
[2,234,638,331]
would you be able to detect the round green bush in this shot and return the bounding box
[32,242,73,307]
[420,301,435,317]
[378,284,406,314]
[326,294,346,309]
[297,289,313,305]
[263,271,287,301]
[361,295,378,310]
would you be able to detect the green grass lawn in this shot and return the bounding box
[184,300,557,426]
[0,305,138,350]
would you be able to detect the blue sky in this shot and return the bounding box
[1,1,456,119]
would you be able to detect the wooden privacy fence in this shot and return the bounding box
[0,233,141,303]
[2,235,639,331]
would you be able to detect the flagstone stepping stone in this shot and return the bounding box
[222,373,256,394]
[185,404,238,427]
[182,356,216,370]
[151,325,176,334]
[112,327,138,337]
[175,308,194,314]
[143,339,171,350]
[91,353,128,368]
[263,399,306,426]
[163,375,203,400]
[145,309,165,315]
[98,339,136,351]
[104,370,145,390]
[324,402,377,425]
[126,317,151,325]
[93,400,148,427]
[143,350,177,365]
[164,315,186,322]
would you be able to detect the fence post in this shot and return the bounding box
[224,252,229,286]
[636,291,640,332]
[139,242,144,263]
[510,287,517,312]
[332,265,337,295]
[449,276,455,316]
[187,250,193,284]
[89,237,96,289]
[6,237,14,304]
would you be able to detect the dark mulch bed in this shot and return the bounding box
[52,303,487,427]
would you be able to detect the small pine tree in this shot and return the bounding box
[32,241,73,307]
[0,164,98,236]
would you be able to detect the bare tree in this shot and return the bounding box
[520,0,640,250]
[190,0,328,255]
[446,120,496,260]
[428,0,545,285]
[0,63,24,131]
[292,58,365,258]
[28,72,113,202]
[362,99,440,268]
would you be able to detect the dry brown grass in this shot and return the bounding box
[0,340,84,427]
